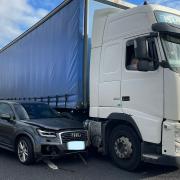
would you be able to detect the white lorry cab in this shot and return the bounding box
[87,3,180,171]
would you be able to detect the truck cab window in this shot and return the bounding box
[126,38,159,71]
[126,42,139,70]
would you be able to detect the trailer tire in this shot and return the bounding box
[109,125,141,171]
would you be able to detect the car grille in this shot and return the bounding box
[60,130,88,144]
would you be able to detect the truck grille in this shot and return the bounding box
[60,130,88,144]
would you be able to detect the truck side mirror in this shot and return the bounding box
[137,61,150,72]
[134,37,149,60]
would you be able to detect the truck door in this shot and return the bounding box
[121,36,164,144]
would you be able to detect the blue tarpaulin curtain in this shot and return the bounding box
[0,0,85,108]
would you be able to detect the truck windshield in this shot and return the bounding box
[18,103,58,120]
[161,34,180,73]
[155,11,180,25]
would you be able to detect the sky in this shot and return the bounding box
[0,0,179,48]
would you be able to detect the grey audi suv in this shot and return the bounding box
[0,101,88,164]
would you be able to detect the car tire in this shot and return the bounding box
[16,137,35,165]
[109,125,141,171]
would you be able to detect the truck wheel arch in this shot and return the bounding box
[102,113,143,154]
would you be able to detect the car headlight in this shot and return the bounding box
[37,129,57,138]
[83,120,90,129]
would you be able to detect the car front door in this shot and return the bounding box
[0,103,16,149]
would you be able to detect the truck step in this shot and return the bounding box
[142,154,161,160]
[142,153,179,167]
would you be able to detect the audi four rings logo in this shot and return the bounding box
[71,132,81,138]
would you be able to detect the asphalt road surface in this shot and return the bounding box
[0,148,180,180]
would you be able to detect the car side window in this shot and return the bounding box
[126,38,159,71]
[0,103,14,118]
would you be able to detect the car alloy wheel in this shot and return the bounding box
[18,140,29,163]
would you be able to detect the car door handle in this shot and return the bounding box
[122,96,130,101]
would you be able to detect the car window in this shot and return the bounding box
[22,103,58,119]
[0,103,14,117]
[14,104,29,120]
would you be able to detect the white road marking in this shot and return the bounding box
[43,160,59,170]
[78,153,88,165]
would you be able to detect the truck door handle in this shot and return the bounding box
[122,96,130,101]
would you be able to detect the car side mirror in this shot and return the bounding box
[0,113,11,121]
[134,37,149,60]
[137,61,150,72]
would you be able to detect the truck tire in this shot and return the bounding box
[109,125,141,171]
[16,137,35,165]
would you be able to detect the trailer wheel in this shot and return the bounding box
[109,125,141,171]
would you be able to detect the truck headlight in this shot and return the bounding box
[37,129,57,138]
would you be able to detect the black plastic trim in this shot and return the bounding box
[100,113,143,155]
[107,113,142,140]
[142,154,180,167]
[142,141,162,155]
[152,23,180,36]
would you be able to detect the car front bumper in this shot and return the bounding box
[33,130,89,159]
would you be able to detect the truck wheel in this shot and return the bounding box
[109,125,141,171]
[16,137,34,165]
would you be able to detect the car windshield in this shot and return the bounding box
[14,104,29,120]
[15,103,58,120]
[161,34,180,73]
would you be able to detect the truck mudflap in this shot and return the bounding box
[142,154,180,167]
